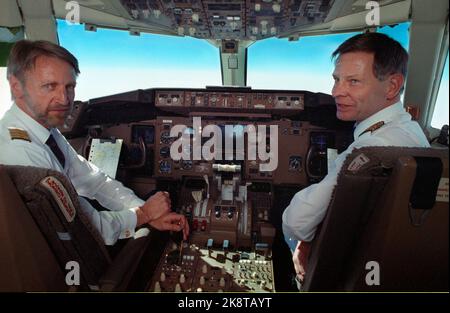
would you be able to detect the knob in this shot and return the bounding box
[180,273,186,284]
[175,283,182,292]
[154,281,161,292]
[219,278,226,287]
[202,264,208,274]
[200,276,205,285]
[160,272,166,282]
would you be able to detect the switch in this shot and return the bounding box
[207,238,213,254]
[200,220,207,231]
[223,239,229,259]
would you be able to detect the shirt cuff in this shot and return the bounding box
[118,208,138,239]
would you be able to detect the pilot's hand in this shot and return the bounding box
[149,212,190,240]
[140,191,171,222]
[293,241,311,284]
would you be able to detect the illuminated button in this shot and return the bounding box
[200,220,207,231]
[272,3,281,13]
[192,219,199,231]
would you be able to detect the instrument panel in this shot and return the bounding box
[63,86,353,292]
[119,0,334,41]
[70,87,352,187]
[156,90,305,111]
[153,116,320,186]
[148,241,275,292]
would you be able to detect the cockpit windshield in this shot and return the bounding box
[57,19,221,101]
[248,22,410,92]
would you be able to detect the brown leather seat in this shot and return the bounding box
[302,147,449,291]
[0,165,153,292]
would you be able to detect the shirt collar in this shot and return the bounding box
[353,101,405,140]
[10,103,51,144]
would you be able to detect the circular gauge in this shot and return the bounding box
[181,160,193,170]
[160,131,173,144]
[289,156,302,171]
[160,146,170,158]
[159,160,171,174]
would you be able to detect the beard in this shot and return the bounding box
[23,91,72,128]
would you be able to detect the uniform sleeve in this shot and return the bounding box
[282,136,389,242]
[64,141,145,211]
[282,163,340,242]
[78,197,137,245]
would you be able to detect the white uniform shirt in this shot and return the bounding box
[0,104,145,245]
[282,101,430,243]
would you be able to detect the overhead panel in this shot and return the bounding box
[118,0,334,40]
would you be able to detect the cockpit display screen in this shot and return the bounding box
[132,125,155,144]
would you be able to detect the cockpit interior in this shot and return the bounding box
[0,0,448,293]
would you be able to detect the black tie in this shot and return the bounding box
[46,134,66,168]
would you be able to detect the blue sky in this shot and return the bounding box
[57,20,220,70]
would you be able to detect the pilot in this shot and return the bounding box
[0,40,189,245]
[282,32,430,285]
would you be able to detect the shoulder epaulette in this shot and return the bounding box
[8,127,31,142]
[359,121,385,138]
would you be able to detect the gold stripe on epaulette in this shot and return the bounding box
[359,121,385,138]
[8,127,31,142]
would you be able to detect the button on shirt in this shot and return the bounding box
[0,104,144,245]
[282,101,430,244]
